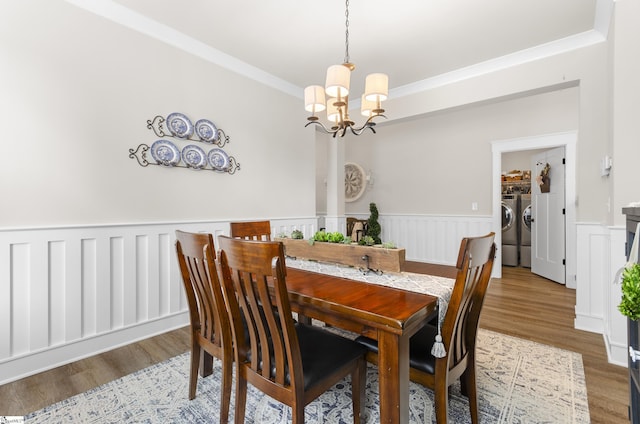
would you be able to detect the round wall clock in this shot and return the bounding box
[345,162,367,202]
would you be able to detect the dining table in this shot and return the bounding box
[283,258,455,424]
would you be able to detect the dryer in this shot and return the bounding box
[501,194,519,266]
[520,194,532,268]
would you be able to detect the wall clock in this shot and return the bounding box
[345,162,367,202]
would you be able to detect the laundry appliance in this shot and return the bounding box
[520,194,532,268]
[501,194,519,266]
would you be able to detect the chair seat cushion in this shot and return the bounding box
[296,323,367,391]
[355,323,438,375]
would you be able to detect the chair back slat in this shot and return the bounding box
[229,220,272,241]
[217,236,303,390]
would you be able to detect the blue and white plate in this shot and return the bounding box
[195,119,218,143]
[207,148,230,172]
[150,140,180,166]
[165,113,193,138]
[181,145,207,169]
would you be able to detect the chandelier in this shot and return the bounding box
[304,0,389,138]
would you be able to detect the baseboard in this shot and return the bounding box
[0,312,189,385]
[604,332,629,367]
[574,314,604,334]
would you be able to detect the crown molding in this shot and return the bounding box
[66,0,613,101]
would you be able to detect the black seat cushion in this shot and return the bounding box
[355,323,439,375]
[247,322,366,390]
[295,323,367,391]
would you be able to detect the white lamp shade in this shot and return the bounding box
[326,98,340,123]
[364,73,388,102]
[325,64,350,98]
[304,85,326,113]
[361,94,377,117]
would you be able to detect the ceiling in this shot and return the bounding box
[94,0,606,99]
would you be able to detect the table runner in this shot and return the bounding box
[285,258,455,356]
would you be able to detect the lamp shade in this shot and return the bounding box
[326,98,341,124]
[361,94,377,117]
[364,73,388,102]
[304,85,326,113]
[325,64,350,98]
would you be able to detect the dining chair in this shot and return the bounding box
[229,220,272,241]
[216,235,367,424]
[175,230,233,424]
[356,232,496,424]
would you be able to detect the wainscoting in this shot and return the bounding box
[341,213,494,265]
[9,212,604,385]
[575,223,628,366]
[0,218,318,385]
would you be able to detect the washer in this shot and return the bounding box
[501,194,519,266]
[520,194,532,268]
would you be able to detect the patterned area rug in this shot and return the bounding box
[26,329,589,423]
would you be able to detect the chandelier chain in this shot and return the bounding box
[344,0,350,64]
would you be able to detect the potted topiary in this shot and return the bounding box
[367,202,382,244]
[619,263,640,321]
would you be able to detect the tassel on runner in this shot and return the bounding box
[431,334,446,358]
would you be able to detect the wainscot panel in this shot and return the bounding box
[0,217,317,384]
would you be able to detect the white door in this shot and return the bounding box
[530,147,565,284]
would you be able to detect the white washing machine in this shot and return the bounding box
[520,194,532,268]
[501,194,519,266]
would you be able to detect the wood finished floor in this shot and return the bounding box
[0,264,630,423]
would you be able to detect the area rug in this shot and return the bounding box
[25,329,589,423]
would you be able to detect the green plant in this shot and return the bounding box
[326,232,345,243]
[312,230,346,243]
[359,235,375,246]
[291,229,304,239]
[382,241,396,249]
[619,263,640,320]
[312,230,328,242]
[366,203,382,244]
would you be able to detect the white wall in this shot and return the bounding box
[0,1,315,228]
[611,0,640,223]
[344,86,580,217]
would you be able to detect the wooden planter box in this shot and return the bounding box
[276,238,405,272]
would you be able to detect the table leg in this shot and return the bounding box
[377,330,410,424]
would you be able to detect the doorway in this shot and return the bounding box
[491,132,577,289]
[501,147,566,284]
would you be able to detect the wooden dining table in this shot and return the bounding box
[284,267,439,424]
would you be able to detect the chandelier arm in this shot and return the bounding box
[305,120,341,136]
[348,114,387,135]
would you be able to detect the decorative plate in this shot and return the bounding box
[181,144,207,169]
[165,113,194,138]
[207,148,230,172]
[345,162,367,202]
[150,140,180,166]
[195,119,218,143]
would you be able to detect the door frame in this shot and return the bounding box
[491,131,577,288]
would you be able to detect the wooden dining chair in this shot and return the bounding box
[356,232,496,424]
[175,230,233,424]
[229,220,272,241]
[216,235,367,424]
